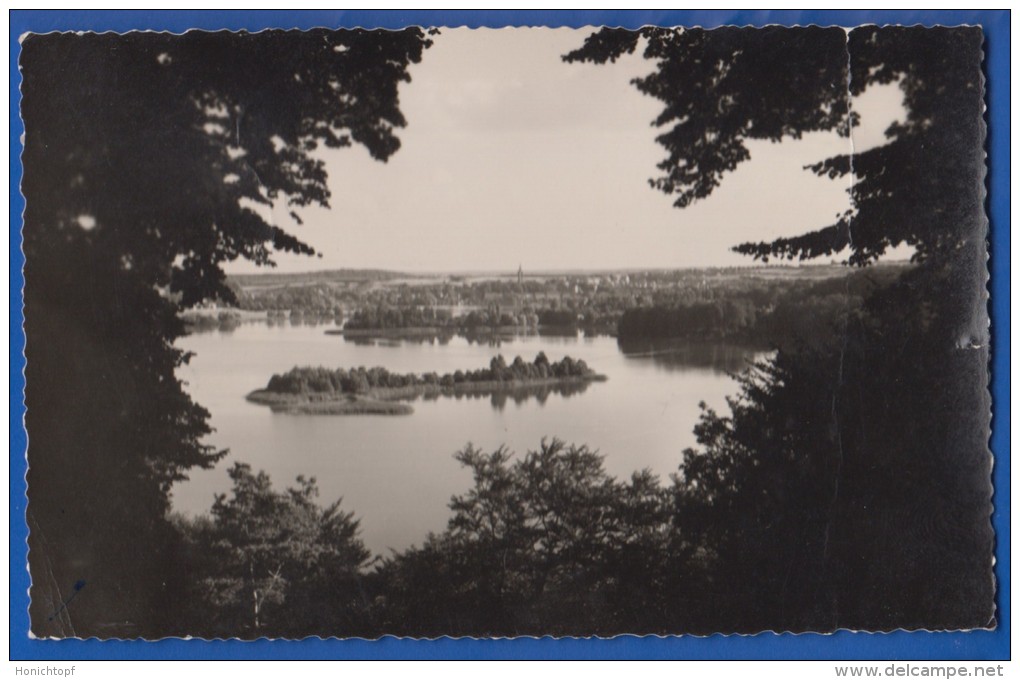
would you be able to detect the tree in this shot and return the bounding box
[673,358,847,632]
[373,440,683,636]
[565,26,985,271]
[176,463,370,638]
[567,26,992,630]
[21,28,431,637]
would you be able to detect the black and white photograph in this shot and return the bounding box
[19,22,994,640]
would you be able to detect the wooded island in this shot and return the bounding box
[247,353,606,415]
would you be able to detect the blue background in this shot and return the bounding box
[8,10,1010,661]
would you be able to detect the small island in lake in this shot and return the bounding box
[246,353,607,415]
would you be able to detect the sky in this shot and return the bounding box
[228,27,908,274]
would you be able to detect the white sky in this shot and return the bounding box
[228,27,907,274]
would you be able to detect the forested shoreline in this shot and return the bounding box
[263,353,599,394]
[214,263,910,345]
[246,354,605,415]
[187,263,912,355]
[616,266,906,347]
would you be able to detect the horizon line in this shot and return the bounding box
[227,259,914,278]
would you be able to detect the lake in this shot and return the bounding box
[173,321,759,555]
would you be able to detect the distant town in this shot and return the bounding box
[184,262,911,348]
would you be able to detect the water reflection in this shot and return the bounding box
[537,326,579,339]
[339,334,454,347]
[186,314,344,334]
[182,314,243,335]
[337,329,525,347]
[617,338,766,374]
[188,319,241,334]
[175,326,747,554]
[285,315,341,328]
[461,332,518,347]
[334,328,617,348]
[414,380,593,411]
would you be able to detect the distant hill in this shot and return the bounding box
[228,261,912,290]
[229,268,416,289]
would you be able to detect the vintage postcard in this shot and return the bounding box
[18,21,993,640]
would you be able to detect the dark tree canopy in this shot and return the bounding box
[175,463,370,638]
[373,440,684,637]
[22,29,431,305]
[21,28,430,637]
[568,26,992,631]
[672,267,994,632]
[567,27,851,209]
[565,26,986,268]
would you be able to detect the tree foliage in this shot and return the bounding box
[565,26,986,268]
[565,27,851,210]
[264,354,596,395]
[372,440,687,636]
[674,267,993,632]
[21,28,430,637]
[174,463,370,638]
[568,26,992,630]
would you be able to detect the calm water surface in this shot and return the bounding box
[174,322,758,554]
